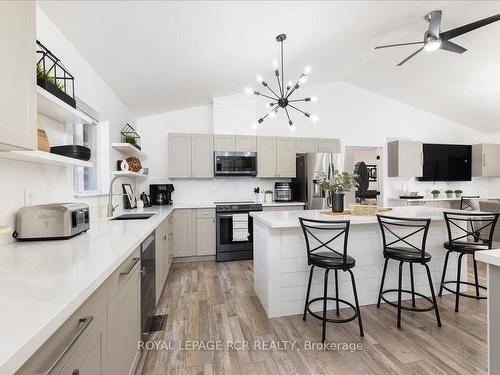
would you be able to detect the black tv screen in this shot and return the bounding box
[419,143,472,181]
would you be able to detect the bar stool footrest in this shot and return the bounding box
[442,281,487,300]
[381,289,435,312]
[306,297,359,323]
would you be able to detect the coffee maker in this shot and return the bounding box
[149,184,174,205]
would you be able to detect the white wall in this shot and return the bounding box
[139,80,500,206]
[0,8,134,245]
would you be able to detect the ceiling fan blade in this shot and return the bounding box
[374,41,424,49]
[427,10,442,38]
[396,47,424,66]
[440,40,467,54]
[440,13,500,40]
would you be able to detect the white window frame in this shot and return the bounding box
[73,121,110,196]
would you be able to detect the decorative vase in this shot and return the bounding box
[432,193,439,199]
[455,192,462,198]
[332,193,345,212]
[446,193,453,198]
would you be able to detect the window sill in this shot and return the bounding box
[74,192,108,198]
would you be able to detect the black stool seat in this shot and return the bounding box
[439,211,499,312]
[310,252,356,268]
[376,215,441,329]
[299,218,364,343]
[386,247,432,262]
[443,241,488,253]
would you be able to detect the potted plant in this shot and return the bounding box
[455,189,463,198]
[445,189,454,198]
[318,171,359,212]
[264,190,273,202]
[431,190,440,199]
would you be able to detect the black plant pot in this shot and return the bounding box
[332,193,345,212]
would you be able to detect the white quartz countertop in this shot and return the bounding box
[476,250,500,267]
[0,205,175,374]
[250,206,459,229]
[392,196,500,202]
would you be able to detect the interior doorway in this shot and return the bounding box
[345,146,384,206]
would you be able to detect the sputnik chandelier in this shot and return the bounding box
[245,33,317,131]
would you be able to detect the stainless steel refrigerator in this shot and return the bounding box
[293,153,355,210]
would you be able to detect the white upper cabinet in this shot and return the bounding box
[0,1,36,151]
[168,133,213,178]
[235,135,257,152]
[387,140,423,177]
[191,134,214,178]
[257,136,277,178]
[472,144,500,177]
[168,133,191,178]
[318,138,340,153]
[276,137,296,178]
[213,134,235,151]
[296,138,319,153]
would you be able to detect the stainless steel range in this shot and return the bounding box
[215,201,262,262]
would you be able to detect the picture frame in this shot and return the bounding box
[122,183,136,209]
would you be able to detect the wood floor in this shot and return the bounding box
[136,259,487,375]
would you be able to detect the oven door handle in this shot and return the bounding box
[217,214,237,218]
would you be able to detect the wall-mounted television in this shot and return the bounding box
[418,143,472,181]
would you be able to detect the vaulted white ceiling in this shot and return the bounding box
[38,1,500,133]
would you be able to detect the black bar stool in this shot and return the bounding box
[376,215,441,329]
[439,211,499,312]
[299,218,363,343]
[460,195,480,210]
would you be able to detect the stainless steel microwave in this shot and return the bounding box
[214,151,257,177]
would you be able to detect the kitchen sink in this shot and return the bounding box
[110,213,156,221]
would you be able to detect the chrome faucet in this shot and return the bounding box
[107,175,134,217]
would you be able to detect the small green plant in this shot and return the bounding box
[431,189,440,198]
[445,189,453,198]
[454,189,463,194]
[317,171,359,194]
[37,63,64,90]
[265,190,273,194]
[123,134,137,145]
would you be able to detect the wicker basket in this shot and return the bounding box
[349,204,379,216]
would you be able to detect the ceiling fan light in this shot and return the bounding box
[424,39,441,52]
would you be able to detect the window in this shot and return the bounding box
[73,121,110,195]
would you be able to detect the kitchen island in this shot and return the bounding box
[250,206,464,318]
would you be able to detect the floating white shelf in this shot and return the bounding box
[112,171,148,178]
[37,86,92,124]
[0,150,92,167]
[111,143,147,160]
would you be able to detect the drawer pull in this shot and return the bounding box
[119,257,140,276]
[45,316,93,375]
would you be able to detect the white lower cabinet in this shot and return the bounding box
[155,214,174,303]
[59,313,108,375]
[196,209,215,256]
[173,209,195,257]
[107,265,141,375]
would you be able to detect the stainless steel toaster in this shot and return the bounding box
[13,203,90,240]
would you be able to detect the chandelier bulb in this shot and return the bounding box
[299,76,307,84]
[244,87,252,94]
[267,102,274,108]
[290,124,296,132]
[269,111,276,119]
[311,96,317,102]
[272,60,279,69]
[304,65,312,74]
[251,122,258,128]
[311,115,319,123]
[256,75,264,83]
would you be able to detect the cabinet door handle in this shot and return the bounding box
[44,317,94,375]
[483,153,486,167]
[119,257,140,276]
